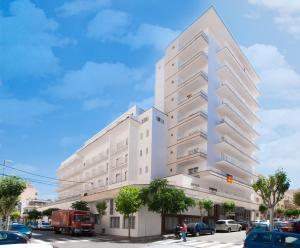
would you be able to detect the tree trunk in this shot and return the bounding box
[161,213,165,235]
[5,215,10,231]
[269,207,274,231]
[128,216,131,239]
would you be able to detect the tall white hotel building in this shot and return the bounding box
[46,7,260,237]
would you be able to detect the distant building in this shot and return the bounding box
[277,189,299,210]
[19,183,51,215]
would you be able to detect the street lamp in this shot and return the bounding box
[2,159,13,176]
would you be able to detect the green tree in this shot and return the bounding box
[222,201,235,218]
[284,209,300,219]
[252,169,290,230]
[294,192,300,207]
[259,204,268,219]
[115,186,143,238]
[96,201,107,224]
[27,209,42,220]
[71,201,90,211]
[275,208,284,218]
[0,176,26,230]
[198,199,214,221]
[10,211,21,220]
[42,208,60,218]
[141,179,195,234]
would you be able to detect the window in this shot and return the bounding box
[140,150,142,157]
[124,171,127,180]
[250,233,272,243]
[145,166,148,173]
[171,133,173,137]
[110,217,120,228]
[109,199,114,215]
[146,148,149,154]
[146,129,149,137]
[170,150,173,154]
[142,117,149,123]
[123,216,135,229]
[275,234,300,245]
[106,177,108,185]
[116,173,121,183]
[106,163,109,171]
[140,133,143,140]
[139,168,142,175]
[156,116,164,124]
[171,80,174,84]
[125,154,128,163]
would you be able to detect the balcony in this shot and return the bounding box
[178,31,208,53]
[176,71,208,95]
[216,152,256,179]
[112,159,128,170]
[217,47,259,97]
[217,83,259,123]
[175,148,207,165]
[216,101,258,139]
[216,136,258,165]
[111,140,128,155]
[177,129,207,144]
[217,65,259,111]
[177,110,207,126]
[216,119,258,151]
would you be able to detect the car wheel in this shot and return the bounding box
[227,228,231,233]
[211,230,215,235]
[195,232,199,237]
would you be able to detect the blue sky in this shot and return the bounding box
[1,0,300,199]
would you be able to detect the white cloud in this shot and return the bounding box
[0,0,67,80]
[248,0,300,36]
[129,96,153,111]
[125,24,180,50]
[0,98,55,126]
[82,98,112,111]
[243,43,300,187]
[86,9,179,50]
[52,61,144,99]
[242,44,300,105]
[56,0,110,17]
[87,9,130,41]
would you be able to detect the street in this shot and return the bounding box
[31,230,246,248]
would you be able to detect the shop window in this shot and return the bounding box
[110,217,120,228]
[123,216,135,229]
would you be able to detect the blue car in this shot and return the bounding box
[187,222,215,236]
[244,231,300,248]
[0,231,29,244]
[10,224,32,239]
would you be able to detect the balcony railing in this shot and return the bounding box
[178,31,208,51]
[218,83,259,122]
[178,110,207,124]
[218,152,255,176]
[178,90,208,106]
[177,148,207,160]
[177,129,207,142]
[219,136,258,163]
[178,51,207,71]
[112,140,128,154]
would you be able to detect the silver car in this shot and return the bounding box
[215,220,242,232]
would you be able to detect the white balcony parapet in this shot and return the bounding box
[177,90,208,106]
[178,71,208,88]
[179,51,208,71]
[218,152,255,176]
[219,136,258,163]
[177,129,207,142]
[112,140,128,155]
[178,110,208,124]
[217,119,258,149]
[178,31,208,51]
[219,83,259,122]
[177,148,207,160]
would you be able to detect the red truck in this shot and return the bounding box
[51,210,95,235]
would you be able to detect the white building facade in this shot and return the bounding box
[44,7,260,237]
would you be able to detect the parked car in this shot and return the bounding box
[0,231,29,245]
[292,220,300,234]
[275,221,293,232]
[187,222,215,236]
[10,224,32,239]
[215,220,242,232]
[237,220,250,230]
[244,231,300,248]
[37,222,53,230]
[1,245,53,248]
[246,222,270,236]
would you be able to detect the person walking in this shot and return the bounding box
[181,220,187,242]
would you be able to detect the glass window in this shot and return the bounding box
[251,233,272,243]
[123,216,135,229]
[145,166,148,173]
[109,199,114,215]
[275,234,300,245]
[110,217,120,228]
[146,148,149,154]
[140,150,142,157]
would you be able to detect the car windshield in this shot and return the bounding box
[216,221,225,224]
[11,225,29,232]
[42,223,50,226]
[74,214,94,223]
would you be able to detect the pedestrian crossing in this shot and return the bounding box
[149,238,243,248]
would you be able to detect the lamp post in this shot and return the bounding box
[1,159,13,176]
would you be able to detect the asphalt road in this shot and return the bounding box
[31,230,246,248]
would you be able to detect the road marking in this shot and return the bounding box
[32,239,51,245]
